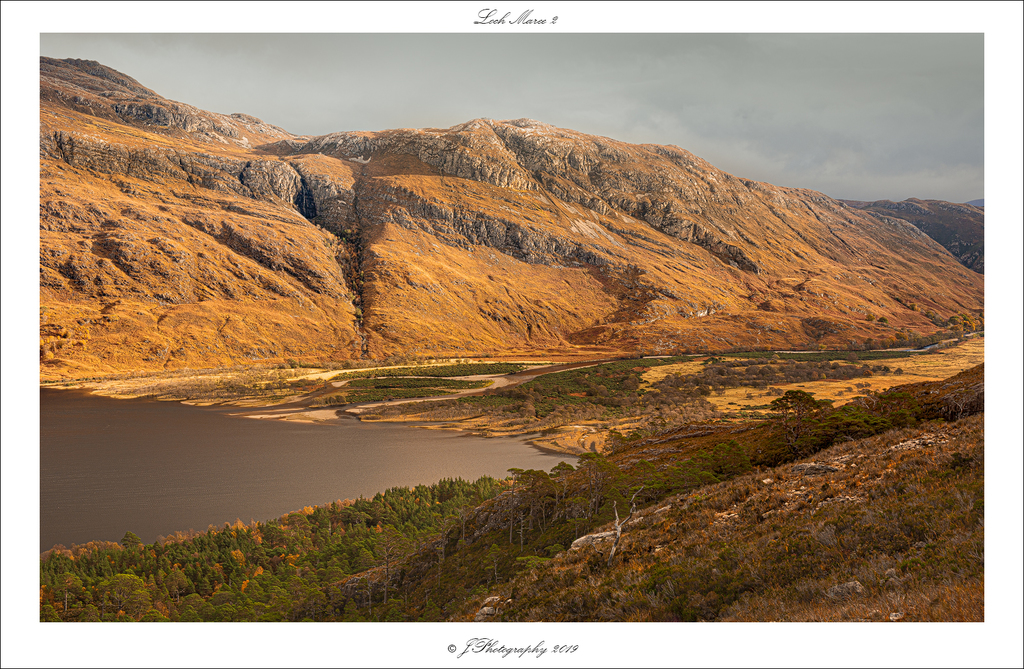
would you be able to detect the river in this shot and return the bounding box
[39,389,570,552]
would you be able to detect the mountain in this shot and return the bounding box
[965,199,984,207]
[843,198,985,274]
[39,58,984,379]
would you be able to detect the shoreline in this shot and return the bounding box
[38,363,606,456]
[39,339,983,457]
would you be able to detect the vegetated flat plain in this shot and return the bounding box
[351,338,984,454]
[676,337,985,416]
[47,337,983,456]
[41,359,528,404]
[42,338,983,449]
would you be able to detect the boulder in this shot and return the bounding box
[473,596,505,621]
[474,606,497,622]
[825,580,865,601]
[569,531,616,551]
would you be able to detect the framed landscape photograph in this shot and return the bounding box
[4,3,1022,668]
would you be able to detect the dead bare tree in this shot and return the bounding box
[375,525,410,604]
[457,504,473,543]
[435,516,456,588]
[606,486,644,568]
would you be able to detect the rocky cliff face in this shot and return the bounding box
[842,198,985,274]
[38,58,984,379]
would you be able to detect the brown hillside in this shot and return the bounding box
[39,58,984,379]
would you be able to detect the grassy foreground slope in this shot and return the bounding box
[480,414,984,622]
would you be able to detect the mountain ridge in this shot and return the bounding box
[38,58,983,379]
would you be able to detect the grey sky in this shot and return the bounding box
[40,33,982,202]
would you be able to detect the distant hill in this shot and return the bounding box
[842,198,984,274]
[965,199,984,207]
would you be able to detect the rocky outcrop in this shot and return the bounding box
[42,131,311,207]
[358,184,613,267]
[473,595,513,622]
[238,160,301,202]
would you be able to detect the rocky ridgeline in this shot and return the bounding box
[284,118,769,272]
[40,59,968,288]
[43,131,308,206]
[41,57,292,147]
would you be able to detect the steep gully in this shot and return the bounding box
[288,162,370,358]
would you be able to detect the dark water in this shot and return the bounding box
[39,390,570,551]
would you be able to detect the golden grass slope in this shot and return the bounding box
[39,155,361,380]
